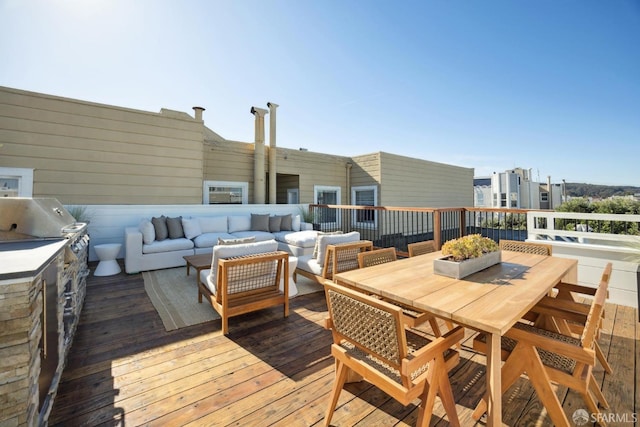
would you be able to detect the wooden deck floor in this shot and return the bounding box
[50,261,638,426]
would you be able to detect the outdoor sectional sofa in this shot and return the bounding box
[124,213,317,274]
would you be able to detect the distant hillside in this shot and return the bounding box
[565,183,640,199]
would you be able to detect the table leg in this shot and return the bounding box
[186,263,191,276]
[486,332,502,427]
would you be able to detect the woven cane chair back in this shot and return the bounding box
[358,247,397,269]
[325,282,406,367]
[499,240,552,256]
[407,240,436,257]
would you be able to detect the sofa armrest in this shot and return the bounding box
[124,227,143,273]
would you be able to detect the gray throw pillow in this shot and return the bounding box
[279,214,293,231]
[250,213,270,232]
[269,215,282,232]
[166,216,184,239]
[217,236,256,245]
[151,216,168,241]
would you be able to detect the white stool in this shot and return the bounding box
[280,256,298,297]
[94,243,122,276]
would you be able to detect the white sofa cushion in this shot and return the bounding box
[139,219,155,244]
[275,230,318,248]
[228,215,251,233]
[296,255,323,276]
[207,239,279,289]
[194,232,236,248]
[142,237,194,254]
[181,217,202,240]
[292,215,301,231]
[230,230,275,242]
[198,216,228,233]
[316,231,361,267]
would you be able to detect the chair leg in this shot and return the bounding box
[416,366,438,427]
[324,359,348,427]
[595,341,613,374]
[428,317,442,337]
[472,343,528,420]
[589,374,609,409]
[435,356,460,427]
[582,387,607,427]
[221,314,229,335]
[522,346,570,427]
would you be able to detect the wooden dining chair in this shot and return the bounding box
[357,247,444,333]
[406,240,457,335]
[357,247,397,268]
[323,280,464,427]
[530,263,614,374]
[407,240,436,257]
[472,262,612,427]
[499,239,552,256]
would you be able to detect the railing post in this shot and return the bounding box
[460,209,466,238]
[434,209,441,249]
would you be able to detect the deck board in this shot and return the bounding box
[49,261,638,426]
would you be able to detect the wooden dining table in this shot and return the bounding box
[333,249,578,427]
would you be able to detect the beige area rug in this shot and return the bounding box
[143,267,324,332]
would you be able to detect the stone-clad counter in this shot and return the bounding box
[0,239,67,280]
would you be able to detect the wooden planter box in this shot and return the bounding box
[433,250,502,279]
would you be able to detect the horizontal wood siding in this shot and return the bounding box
[379,152,473,207]
[350,153,381,187]
[0,86,204,204]
[280,149,351,204]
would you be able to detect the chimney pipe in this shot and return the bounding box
[251,106,268,204]
[193,106,205,121]
[267,102,279,204]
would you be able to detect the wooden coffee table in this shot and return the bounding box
[183,254,211,283]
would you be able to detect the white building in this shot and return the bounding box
[475,168,563,209]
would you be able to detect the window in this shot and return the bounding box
[203,181,248,204]
[314,185,341,226]
[287,188,299,204]
[500,192,507,207]
[540,192,549,202]
[0,168,33,197]
[352,185,377,226]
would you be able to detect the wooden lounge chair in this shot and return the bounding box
[294,240,373,283]
[499,239,552,255]
[323,280,464,427]
[407,240,436,257]
[198,251,290,335]
[472,263,612,427]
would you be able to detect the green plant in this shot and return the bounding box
[298,206,315,223]
[441,234,499,262]
[66,205,92,223]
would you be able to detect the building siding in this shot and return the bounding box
[378,152,473,207]
[0,86,204,204]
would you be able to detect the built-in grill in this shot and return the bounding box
[0,198,90,426]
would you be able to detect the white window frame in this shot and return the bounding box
[287,188,299,204]
[0,167,33,197]
[314,185,341,227]
[203,180,248,204]
[351,185,378,228]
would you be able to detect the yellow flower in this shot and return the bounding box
[441,234,499,262]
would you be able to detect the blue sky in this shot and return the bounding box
[1,0,639,186]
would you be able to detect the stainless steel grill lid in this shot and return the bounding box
[0,198,81,239]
